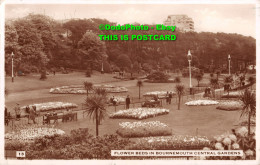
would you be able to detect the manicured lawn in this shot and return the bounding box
[5,72,250,139]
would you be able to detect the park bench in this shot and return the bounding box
[141,100,161,108]
[43,112,77,124]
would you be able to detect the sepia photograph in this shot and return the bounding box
[1,0,258,164]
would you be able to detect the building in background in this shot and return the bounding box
[164,15,194,32]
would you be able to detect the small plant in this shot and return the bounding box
[173,77,181,83]
[85,70,91,77]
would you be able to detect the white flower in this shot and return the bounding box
[228,134,237,142]
[203,147,210,150]
[214,136,223,142]
[241,152,246,160]
[223,137,231,146]
[245,149,254,156]
[215,142,223,150]
[237,127,248,137]
[199,156,206,160]
[232,143,240,149]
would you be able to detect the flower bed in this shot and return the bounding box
[21,102,78,112]
[110,108,170,119]
[5,126,65,141]
[185,100,219,106]
[143,91,175,98]
[50,84,128,94]
[127,135,210,150]
[221,91,242,98]
[216,100,243,111]
[116,121,172,138]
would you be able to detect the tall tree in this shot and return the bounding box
[195,74,203,87]
[240,89,256,136]
[210,78,219,98]
[77,31,107,71]
[84,88,107,136]
[84,81,93,96]
[175,84,185,110]
[248,76,255,90]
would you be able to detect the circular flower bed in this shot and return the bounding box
[110,108,170,119]
[216,100,243,111]
[116,121,172,138]
[50,84,128,94]
[5,126,65,141]
[185,100,219,106]
[21,102,78,112]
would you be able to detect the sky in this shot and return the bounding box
[5,4,256,38]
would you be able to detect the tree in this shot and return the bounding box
[210,78,219,98]
[77,31,107,71]
[84,88,107,136]
[216,70,221,79]
[175,84,185,110]
[115,54,132,69]
[174,77,181,83]
[136,80,143,99]
[84,81,93,96]
[248,76,255,90]
[224,76,233,97]
[240,89,256,136]
[195,74,203,87]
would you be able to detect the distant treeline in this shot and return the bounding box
[5,14,256,75]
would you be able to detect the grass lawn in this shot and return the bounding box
[5,71,248,139]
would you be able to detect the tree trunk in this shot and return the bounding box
[178,96,181,110]
[139,86,141,99]
[248,110,251,136]
[96,108,98,136]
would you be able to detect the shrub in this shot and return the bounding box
[5,128,132,159]
[146,71,170,82]
[85,70,91,77]
[40,71,47,80]
[182,67,201,78]
[173,77,181,83]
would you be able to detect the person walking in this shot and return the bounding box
[166,91,169,104]
[29,106,36,124]
[126,95,131,109]
[14,103,21,121]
